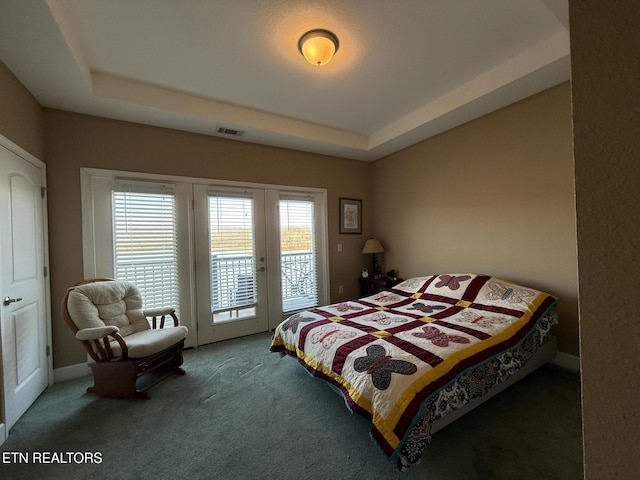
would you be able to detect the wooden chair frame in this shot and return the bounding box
[62,278,186,399]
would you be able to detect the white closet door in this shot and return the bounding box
[0,142,49,436]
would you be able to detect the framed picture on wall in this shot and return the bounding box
[339,198,362,234]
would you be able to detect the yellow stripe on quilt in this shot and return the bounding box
[270,335,285,348]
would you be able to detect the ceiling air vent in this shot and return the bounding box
[216,126,244,137]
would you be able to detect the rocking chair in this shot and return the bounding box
[62,278,189,399]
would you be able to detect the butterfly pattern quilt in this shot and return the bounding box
[270,274,557,470]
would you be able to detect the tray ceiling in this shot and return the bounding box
[0,0,570,161]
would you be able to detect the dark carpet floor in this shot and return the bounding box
[0,332,583,479]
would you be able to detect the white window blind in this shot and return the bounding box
[112,185,180,317]
[280,196,318,312]
[208,193,256,311]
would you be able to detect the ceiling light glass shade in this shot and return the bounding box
[298,29,339,66]
[361,239,385,254]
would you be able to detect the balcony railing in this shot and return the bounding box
[210,253,256,311]
[117,250,318,317]
[281,250,317,312]
[115,261,180,326]
[210,250,317,313]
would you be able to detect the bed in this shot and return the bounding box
[270,273,558,470]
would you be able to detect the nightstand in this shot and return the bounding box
[358,277,402,297]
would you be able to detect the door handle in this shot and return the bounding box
[3,296,23,306]
[257,267,266,273]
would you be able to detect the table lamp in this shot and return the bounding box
[361,239,385,278]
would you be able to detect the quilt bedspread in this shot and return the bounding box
[270,274,557,469]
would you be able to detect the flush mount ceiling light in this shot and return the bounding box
[298,29,339,66]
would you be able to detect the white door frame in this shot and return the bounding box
[0,134,53,446]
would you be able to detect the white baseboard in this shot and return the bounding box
[53,362,90,383]
[550,351,580,372]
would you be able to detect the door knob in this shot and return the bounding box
[257,267,266,273]
[3,296,23,306]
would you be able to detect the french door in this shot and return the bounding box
[194,185,269,343]
[82,169,329,347]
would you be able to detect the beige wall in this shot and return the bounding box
[570,1,640,477]
[43,109,373,368]
[372,83,579,356]
[0,61,44,159]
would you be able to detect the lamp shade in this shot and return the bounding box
[361,239,385,254]
[298,29,339,66]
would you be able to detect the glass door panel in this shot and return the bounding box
[279,196,318,313]
[209,194,257,322]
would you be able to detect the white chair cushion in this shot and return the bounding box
[67,281,150,336]
[109,325,188,358]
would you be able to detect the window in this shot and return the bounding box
[112,187,180,316]
[279,196,318,312]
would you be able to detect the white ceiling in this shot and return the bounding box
[0,0,570,161]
